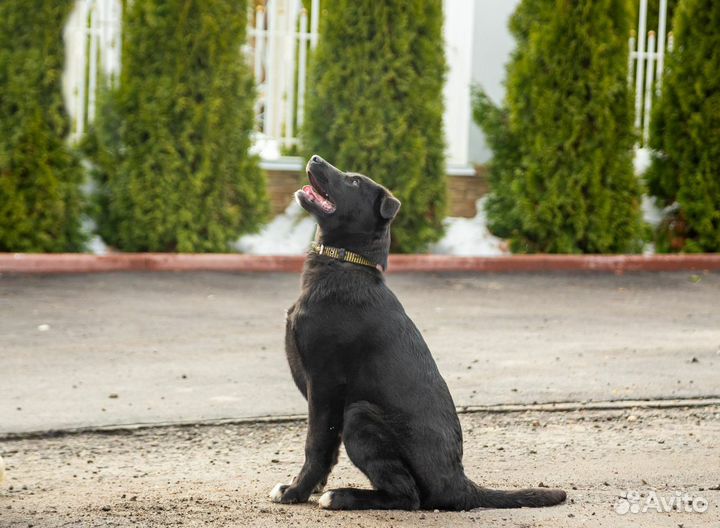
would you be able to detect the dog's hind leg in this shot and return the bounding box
[319,401,420,511]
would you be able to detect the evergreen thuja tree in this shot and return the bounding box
[0,0,85,252]
[471,90,519,239]
[303,1,447,253]
[646,0,720,252]
[503,0,642,253]
[472,0,549,239]
[87,0,267,252]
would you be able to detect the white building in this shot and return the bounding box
[466,0,522,164]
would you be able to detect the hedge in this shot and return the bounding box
[475,0,643,253]
[302,1,447,253]
[472,0,549,240]
[646,0,720,252]
[0,0,86,252]
[86,0,268,252]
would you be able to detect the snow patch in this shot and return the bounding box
[635,147,665,228]
[81,217,110,255]
[641,195,663,228]
[634,147,652,176]
[250,133,281,160]
[234,200,316,255]
[430,198,507,256]
[88,235,109,255]
[635,147,665,256]
[236,197,508,257]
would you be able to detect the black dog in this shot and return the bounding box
[270,156,566,511]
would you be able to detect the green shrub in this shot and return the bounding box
[472,0,549,240]
[86,0,267,252]
[0,0,86,252]
[302,1,447,253]
[476,0,642,253]
[646,0,720,252]
[471,90,520,239]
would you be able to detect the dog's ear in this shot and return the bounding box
[379,193,401,220]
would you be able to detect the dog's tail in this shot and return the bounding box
[459,479,566,509]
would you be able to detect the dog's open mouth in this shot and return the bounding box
[300,172,336,214]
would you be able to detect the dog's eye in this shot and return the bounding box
[351,178,360,187]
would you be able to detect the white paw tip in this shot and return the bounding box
[270,483,285,502]
[318,491,334,509]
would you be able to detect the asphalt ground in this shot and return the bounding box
[1,271,719,434]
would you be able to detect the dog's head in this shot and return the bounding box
[296,155,401,239]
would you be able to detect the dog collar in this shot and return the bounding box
[309,242,383,272]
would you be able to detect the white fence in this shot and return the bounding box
[63,0,122,143]
[628,0,672,145]
[247,0,319,157]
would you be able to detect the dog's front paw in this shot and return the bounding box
[269,483,307,504]
[269,483,290,503]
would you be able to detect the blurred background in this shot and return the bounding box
[0,0,717,256]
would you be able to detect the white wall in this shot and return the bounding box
[443,0,475,169]
[468,0,521,164]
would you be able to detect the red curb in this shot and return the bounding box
[0,253,304,274]
[387,254,720,273]
[143,254,304,273]
[1,253,719,274]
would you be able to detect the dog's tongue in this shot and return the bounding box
[303,185,335,212]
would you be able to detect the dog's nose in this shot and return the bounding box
[311,155,322,164]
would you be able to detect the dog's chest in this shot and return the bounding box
[288,286,369,359]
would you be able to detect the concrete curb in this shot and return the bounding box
[389,254,720,273]
[1,253,720,274]
[2,397,718,441]
[0,253,304,274]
